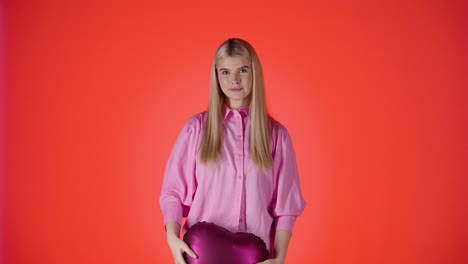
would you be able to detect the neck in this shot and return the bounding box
[226,99,250,110]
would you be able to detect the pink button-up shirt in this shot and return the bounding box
[159,105,306,249]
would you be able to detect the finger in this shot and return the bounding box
[172,250,187,264]
[181,243,197,258]
[174,255,187,264]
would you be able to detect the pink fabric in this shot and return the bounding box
[183,221,268,264]
[159,105,306,249]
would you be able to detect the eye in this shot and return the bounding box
[239,68,249,73]
[220,70,229,75]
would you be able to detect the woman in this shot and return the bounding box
[159,38,306,264]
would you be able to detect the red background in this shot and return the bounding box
[2,0,468,263]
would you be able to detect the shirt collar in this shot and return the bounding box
[222,103,250,119]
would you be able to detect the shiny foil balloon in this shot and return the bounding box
[183,222,269,264]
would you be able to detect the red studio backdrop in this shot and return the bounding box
[1,1,467,263]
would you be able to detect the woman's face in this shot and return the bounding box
[217,55,253,109]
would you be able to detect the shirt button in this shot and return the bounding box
[238,154,243,158]
[237,135,242,138]
[237,175,242,179]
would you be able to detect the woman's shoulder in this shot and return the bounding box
[268,116,291,139]
[181,111,207,133]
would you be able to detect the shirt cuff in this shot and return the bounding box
[162,201,183,227]
[275,215,297,233]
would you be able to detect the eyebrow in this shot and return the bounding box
[218,66,250,71]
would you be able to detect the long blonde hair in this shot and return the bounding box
[200,38,273,169]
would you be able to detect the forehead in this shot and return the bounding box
[217,55,251,69]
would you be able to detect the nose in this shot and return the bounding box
[231,72,240,84]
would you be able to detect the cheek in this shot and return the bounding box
[218,77,228,90]
[243,76,253,88]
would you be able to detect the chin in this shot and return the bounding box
[229,96,247,101]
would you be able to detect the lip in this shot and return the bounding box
[230,88,243,92]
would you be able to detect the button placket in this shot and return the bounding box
[236,111,244,164]
[233,111,246,228]
[238,113,246,230]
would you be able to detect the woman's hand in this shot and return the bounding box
[257,229,291,264]
[165,221,197,264]
[167,233,197,264]
[257,259,284,264]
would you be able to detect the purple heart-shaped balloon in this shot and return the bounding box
[183,222,269,264]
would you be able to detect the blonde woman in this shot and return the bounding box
[160,38,306,264]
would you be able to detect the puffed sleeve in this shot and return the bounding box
[271,125,306,233]
[159,114,202,227]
